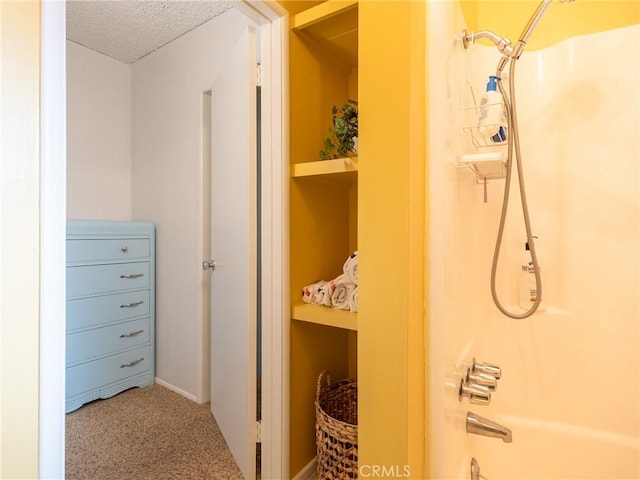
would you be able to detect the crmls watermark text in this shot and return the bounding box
[359,464,411,478]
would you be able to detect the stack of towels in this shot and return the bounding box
[301,251,358,312]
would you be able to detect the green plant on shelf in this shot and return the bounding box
[319,99,358,160]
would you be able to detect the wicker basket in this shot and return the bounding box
[315,370,358,479]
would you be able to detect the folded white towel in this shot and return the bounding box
[315,281,335,307]
[331,274,356,310]
[349,286,358,313]
[301,267,359,311]
[343,251,358,286]
[301,280,326,304]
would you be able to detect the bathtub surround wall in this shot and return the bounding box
[429,3,640,476]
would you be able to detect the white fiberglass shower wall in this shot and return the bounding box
[428,3,639,478]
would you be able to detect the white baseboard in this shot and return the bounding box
[292,457,317,480]
[154,377,197,402]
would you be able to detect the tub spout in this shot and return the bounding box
[466,411,513,443]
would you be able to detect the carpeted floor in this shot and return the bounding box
[65,383,243,480]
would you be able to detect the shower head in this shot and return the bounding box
[513,0,575,58]
[462,0,575,66]
[518,0,553,44]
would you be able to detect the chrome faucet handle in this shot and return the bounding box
[467,368,497,391]
[472,358,502,380]
[459,378,491,405]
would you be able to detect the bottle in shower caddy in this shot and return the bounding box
[477,75,506,143]
[519,238,543,311]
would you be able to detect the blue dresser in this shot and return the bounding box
[66,220,155,413]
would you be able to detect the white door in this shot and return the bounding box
[210,27,258,480]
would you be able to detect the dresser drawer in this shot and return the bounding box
[67,262,150,298]
[66,346,151,398]
[66,318,150,365]
[67,290,150,331]
[66,238,150,264]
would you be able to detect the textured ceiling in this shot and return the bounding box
[66,0,234,64]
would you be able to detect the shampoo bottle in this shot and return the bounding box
[477,76,506,143]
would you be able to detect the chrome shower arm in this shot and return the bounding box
[463,0,575,60]
[462,29,514,57]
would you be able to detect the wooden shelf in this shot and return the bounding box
[292,303,358,331]
[292,0,357,30]
[292,157,358,184]
[292,1,358,68]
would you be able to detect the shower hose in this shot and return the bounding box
[491,56,542,319]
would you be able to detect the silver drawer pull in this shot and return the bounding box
[120,329,144,338]
[121,245,128,252]
[120,273,144,279]
[120,300,144,308]
[120,357,144,368]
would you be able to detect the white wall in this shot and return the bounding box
[0,3,41,477]
[132,8,252,398]
[40,2,67,478]
[66,41,132,220]
[430,21,640,479]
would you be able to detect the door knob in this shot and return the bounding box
[202,259,216,271]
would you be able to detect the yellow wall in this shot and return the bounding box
[462,0,640,50]
[358,1,426,477]
[0,1,41,478]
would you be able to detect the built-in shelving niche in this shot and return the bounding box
[288,1,360,475]
[291,157,358,331]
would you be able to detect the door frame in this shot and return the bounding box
[39,1,290,478]
[220,4,290,479]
